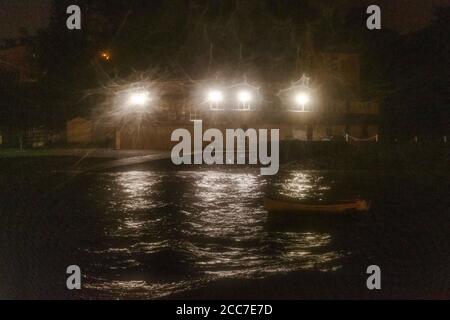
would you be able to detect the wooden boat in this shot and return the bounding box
[264,197,370,214]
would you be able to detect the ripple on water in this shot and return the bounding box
[76,169,350,298]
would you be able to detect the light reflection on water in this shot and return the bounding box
[2,163,447,299]
[79,169,346,298]
[114,171,162,210]
[275,171,331,200]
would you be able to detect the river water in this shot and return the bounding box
[0,159,448,299]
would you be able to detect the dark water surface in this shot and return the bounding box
[0,158,448,299]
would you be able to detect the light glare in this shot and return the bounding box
[294,92,310,106]
[128,91,150,107]
[207,90,224,103]
[238,90,252,103]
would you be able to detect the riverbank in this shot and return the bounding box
[0,142,448,174]
[0,148,165,159]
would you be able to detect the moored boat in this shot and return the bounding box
[264,197,370,214]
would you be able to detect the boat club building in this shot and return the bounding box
[67,51,380,150]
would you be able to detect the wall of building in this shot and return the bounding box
[117,121,379,150]
[67,117,93,144]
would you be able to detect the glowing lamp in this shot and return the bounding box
[294,92,310,106]
[100,52,111,61]
[207,90,224,103]
[127,91,150,107]
[237,90,252,104]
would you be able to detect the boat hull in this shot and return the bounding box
[264,198,370,214]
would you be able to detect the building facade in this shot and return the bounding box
[114,52,379,150]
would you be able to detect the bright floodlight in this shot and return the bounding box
[207,90,224,103]
[128,91,150,107]
[294,92,310,106]
[238,90,252,103]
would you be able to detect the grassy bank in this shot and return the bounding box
[0,148,58,158]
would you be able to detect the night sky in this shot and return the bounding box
[0,0,51,39]
[0,0,450,40]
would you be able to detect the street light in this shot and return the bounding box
[207,90,224,103]
[207,89,224,110]
[235,89,253,111]
[294,92,310,110]
[127,91,151,108]
[237,90,252,104]
[280,74,313,112]
[124,90,152,112]
[114,89,152,149]
[100,51,111,61]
